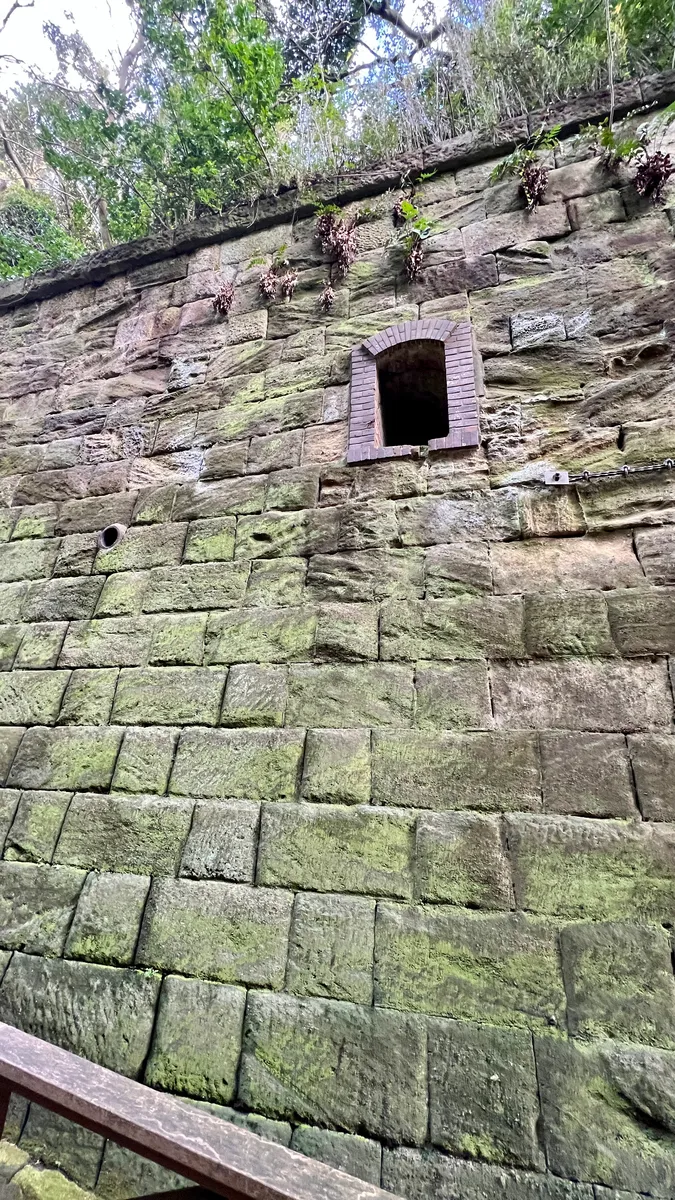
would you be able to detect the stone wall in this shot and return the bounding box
[0,76,673,1200]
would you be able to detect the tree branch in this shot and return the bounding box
[364,0,452,50]
[0,0,33,37]
[0,111,31,188]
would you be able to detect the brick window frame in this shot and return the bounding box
[347,318,480,464]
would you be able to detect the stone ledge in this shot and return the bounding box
[0,69,673,314]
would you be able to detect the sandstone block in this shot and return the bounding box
[561,920,675,1048]
[94,524,186,573]
[148,612,207,665]
[0,672,70,727]
[374,904,564,1030]
[397,492,520,546]
[182,517,236,562]
[21,578,103,623]
[382,1146,594,1200]
[290,1127,381,1187]
[414,662,493,729]
[179,801,259,882]
[96,1141,188,1200]
[491,660,672,731]
[0,735,23,786]
[578,472,675,532]
[286,664,413,727]
[371,730,541,812]
[136,878,292,988]
[0,625,24,670]
[95,571,149,617]
[174,479,265,524]
[0,861,85,955]
[634,526,675,585]
[286,893,375,1005]
[57,668,118,726]
[5,790,72,863]
[0,540,60,583]
[19,1106,103,1189]
[55,794,193,876]
[235,509,339,560]
[380,597,525,660]
[169,728,305,801]
[606,586,675,654]
[300,728,370,804]
[416,811,512,908]
[491,533,643,593]
[424,542,492,597]
[535,1037,675,1195]
[524,592,616,656]
[0,953,160,1076]
[65,872,150,966]
[220,664,287,727]
[142,562,248,612]
[307,549,424,603]
[462,204,571,257]
[14,624,67,670]
[59,616,156,668]
[112,667,225,725]
[8,726,123,791]
[112,727,178,794]
[144,975,245,1104]
[257,803,415,899]
[628,733,675,821]
[248,430,303,474]
[428,1018,543,1169]
[314,603,379,661]
[205,607,317,664]
[244,558,306,607]
[506,814,675,922]
[239,991,428,1144]
[541,733,636,817]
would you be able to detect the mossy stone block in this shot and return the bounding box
[414,661,493,730]
[287,892,375,1004]
[628,733,675,821]
[14,624,67,670]
[65,871,150,966]
[94,523,186,574]
[204,606,317,664]
[183,517,236,562]
[0,672,70,727]
[55,794,193,876]
[57,669,119,726]
[111,667,225,726]
[0,1140,29,1180]
[561,920,675,1048]
[193,1100,291,1146]
[0,625,25,670]
[380,596,525,661]
[5,791,72,863]
[244,558,306,606]
[8,727,123,791]
[96,1142,188,1200]
[239,991,428,1144]
[95,572,149,617]
[541,733,636,818]
[59,617,155,668]
[524,591,616,657]
[371,730,541,812]
[220,664,287,727]
[300,729,370,804]
[416,812,512,908]
[179,800,258,882]
[0,953,160,1076]
[290,1126,381,1186]
[374,904,565,1030]
[428,1018,543,1169]
[424,542,492,598]
[19,1106,104,1190]
[113,727,178,794]
[314,603,379,662]
[148,613,208,665]
[13,1165,92,1200]
[287,664,413,728]
[535,1036,675,1194]
[144,975,245,1103]
[507,814,675,921]
[0,540,59,584]
[606,586,675,655]
[307,549,424,603]
[0,862,85,955]
[169,728,305,801]
[136,878,292,987]
[235,509,339,561]
[257,803,415,899]
[382,1146,595,1200]
[0,739,23,788]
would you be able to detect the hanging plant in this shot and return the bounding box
[634,150,674,205]
[279,269,299,299]
[315,205,358,278]
[392,199,436,281]
[580,105,675,207]
[318,280,335,312]
[212,281,235,316]
[258,266,278,301]
[392,197,407,227]
[489,124,561,212]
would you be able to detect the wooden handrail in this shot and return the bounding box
[0,1023,401,1200]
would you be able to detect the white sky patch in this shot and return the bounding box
[0,0,136,88]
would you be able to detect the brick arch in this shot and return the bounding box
[348,318,481,464]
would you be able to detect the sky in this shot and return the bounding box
[0,0,136,86]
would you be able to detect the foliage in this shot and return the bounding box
[212,280,235,313]
[315,204,358,276]
[0,185,85,278]
[391,197,437,280]
[489,123,560,210]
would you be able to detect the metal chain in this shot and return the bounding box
[532,458,675,487]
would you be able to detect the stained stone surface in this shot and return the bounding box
[0,80,673,1200]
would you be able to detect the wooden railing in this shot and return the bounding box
[0,1023,401,1200]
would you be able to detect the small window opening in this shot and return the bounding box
[98,523,126,551]
[376,339,449,447]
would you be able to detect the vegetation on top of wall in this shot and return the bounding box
[0,0,673,276]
